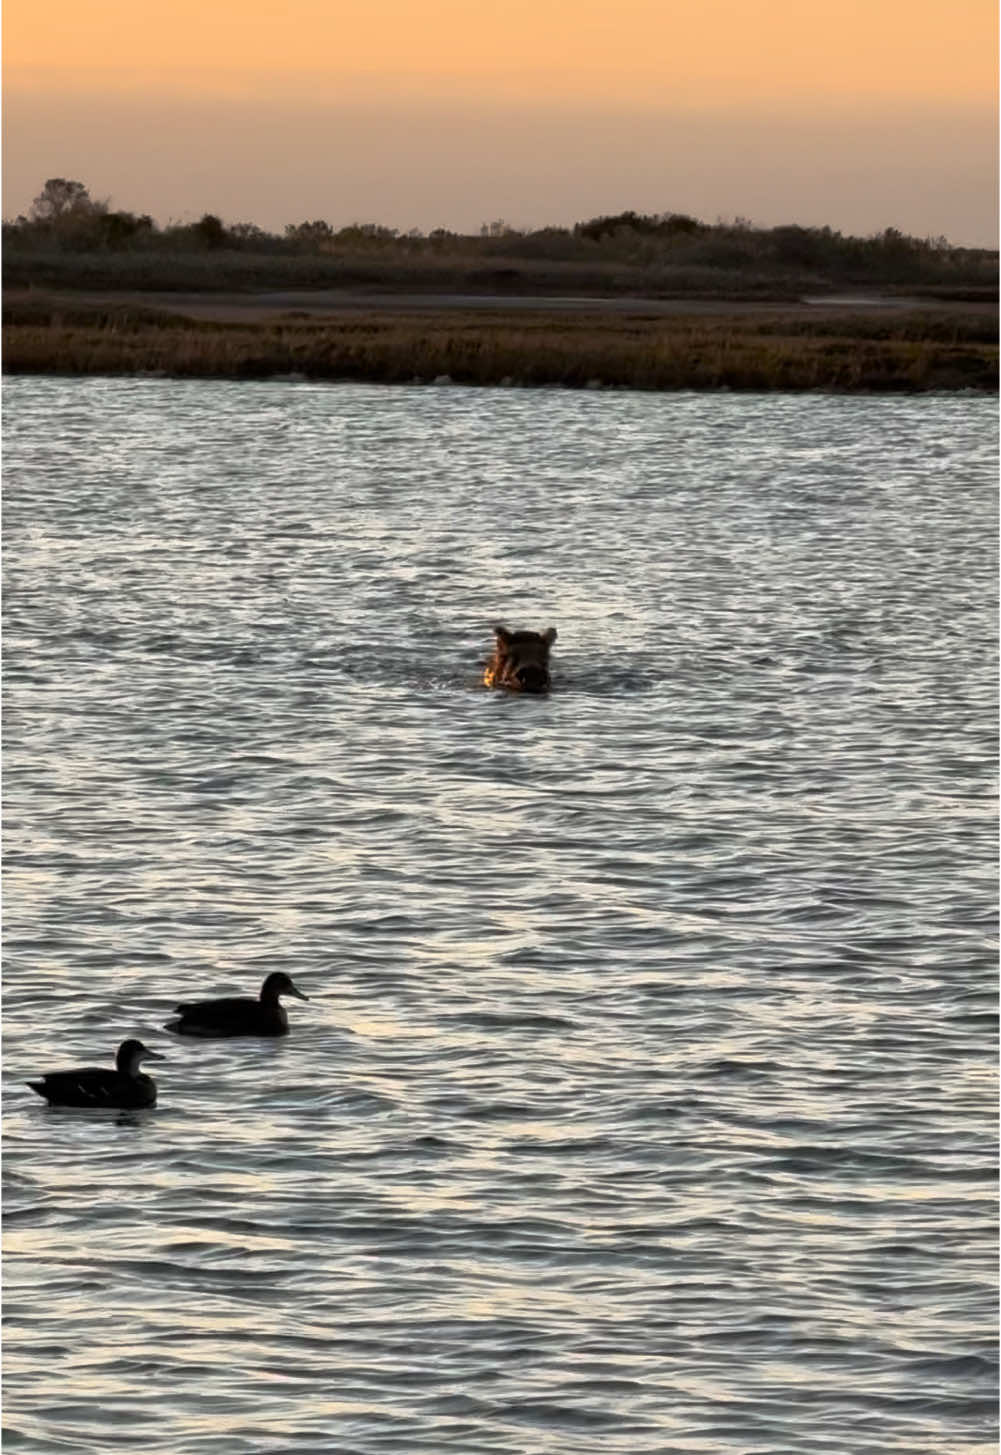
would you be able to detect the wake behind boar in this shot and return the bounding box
[483,625,557,693]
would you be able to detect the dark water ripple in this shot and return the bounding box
[3,379,997,1454]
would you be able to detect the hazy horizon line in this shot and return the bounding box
[6,69,999,115]
[7,87,995,248]
[9,192,998,254]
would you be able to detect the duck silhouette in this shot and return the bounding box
[165,971,310,1037]
[27,1038,164,1108]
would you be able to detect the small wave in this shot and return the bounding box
[440,1010,576,1031]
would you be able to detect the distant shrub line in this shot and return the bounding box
[4,180,997,299]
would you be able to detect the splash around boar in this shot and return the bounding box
[483,625,558,694]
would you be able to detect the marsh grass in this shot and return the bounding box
[3,242,813,301]
[4,299,996,393]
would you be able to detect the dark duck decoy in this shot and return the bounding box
[27,1038,164,1108]
[165,971,310,1038]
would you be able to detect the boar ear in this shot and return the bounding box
[493,624,512,643]
[542,627,558,646]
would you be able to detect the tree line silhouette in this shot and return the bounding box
[5,178,996,294]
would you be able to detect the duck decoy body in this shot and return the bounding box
[165,971,310,1037]
[27,1038,164,1108]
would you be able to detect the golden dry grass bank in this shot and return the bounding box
[3,297,996,393]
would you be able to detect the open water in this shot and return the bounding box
[3,377,998,1454]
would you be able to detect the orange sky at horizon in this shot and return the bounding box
[3,0,997,242]
[6,0,995,104]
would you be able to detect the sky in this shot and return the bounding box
[3,0,998,245]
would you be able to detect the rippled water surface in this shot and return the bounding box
[4,378,998,1454]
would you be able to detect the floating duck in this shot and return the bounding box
[165,971,310,1037]
[27,1038,164,1108]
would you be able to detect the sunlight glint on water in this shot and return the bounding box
[3,378,998,1455]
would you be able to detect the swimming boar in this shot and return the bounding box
[483,624,557,693]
